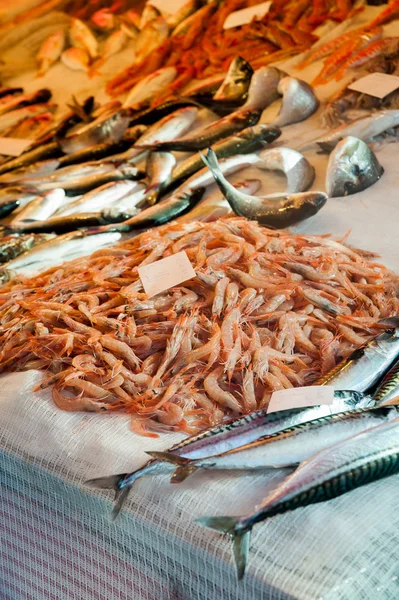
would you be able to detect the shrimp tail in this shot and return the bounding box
[196,515,251,580]
[85,472,133,519]
[146,451,199,483]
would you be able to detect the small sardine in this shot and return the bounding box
[61,47,90,72]
[325,136,384,197]
[123,67,178,110]
[167,124,281,191]
[36,30,65,77]
[70,18,98,59]
[57,179,141,214]
[11,188,66,225]
[257,147,315,192]
[214,56,253,103]
[302,110,399,152]
[373,358,399,406]
[85,390,369,517]
[272,77,319,128]
[176,179,261,222]
[200,148,326,228]
[145,152,176,205]
[197,416,399,579]
[127,99,200,128]
[138,108,262,152]
[102,187,206,232]
[0,142,63,176]
[33,164,144,196]
[56,139,131,168]
[109,106,199,163]
[151,404,397,478]
[243,66,287,111]
[60,109,131,154]
[317,324,399,392]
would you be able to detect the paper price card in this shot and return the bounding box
[267,386,334,414]
[223,1,271,29]
[348,73,399,99]
[138,250,196,298]
[0,137,33,157]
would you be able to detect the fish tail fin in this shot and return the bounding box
[146,451,199,483]
[199,147,220,174]
[196,515,252,580]
[85,472,134,519]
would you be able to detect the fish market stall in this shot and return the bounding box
[1,1,399,599]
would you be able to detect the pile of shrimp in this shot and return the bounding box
[106,0,357,97]
[0,217,398,437]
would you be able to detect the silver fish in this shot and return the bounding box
[30,165,145,195]
[317,322,399,392]
[200,148,326,228]
[60,109,131,154]
[26,161,115,185]
[57,180,141,216]
[302,109,399,152]
[243,66,287,111]
[197,415,399,579]
[137,108,262,152]
[257,147,315,192]
[168,124,281,191]
[85,390,369,517]
[213,56,253,102]
[325,136,384,197]
[101,187,206,232]
[177,179,262,223]
[272,77,319,128]
[151,404,396,481]
[0,142,62,176]
[145,152,176,205]
[10,188,66,225]
[0,159,60,183]
[1,230,121,271]
[108,106,199,164]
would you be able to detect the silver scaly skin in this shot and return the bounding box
[85,390,371,518]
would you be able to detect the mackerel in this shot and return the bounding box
[198,415,399,579]
[85,390,371,518]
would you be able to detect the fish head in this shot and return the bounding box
[326,136,384,198]
[292,190,327,218]
[255,124,282,143]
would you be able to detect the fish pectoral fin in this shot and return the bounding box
[171,465,198,483]
[146,451,200,484]
[196,515,251,580]
[146,450,191,465]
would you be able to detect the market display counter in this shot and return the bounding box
[1,371,399,600]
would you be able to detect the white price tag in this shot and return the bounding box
[138,250,196,298]
[148,0,188,15]
[348,73,399,99]
[0,137,33,157]
[223,1,271,29]
[267,386,334,414]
